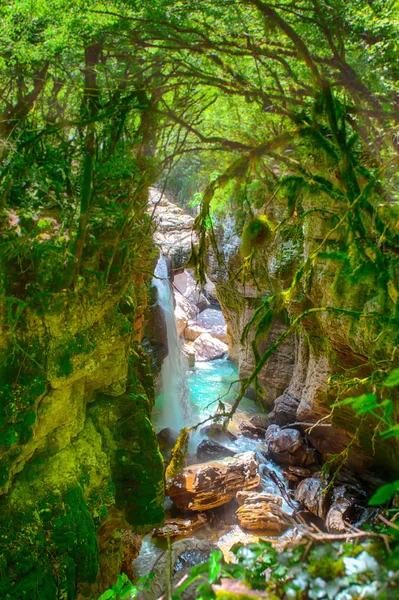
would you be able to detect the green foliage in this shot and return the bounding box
[97,572,153,600]
[172,540,397,599]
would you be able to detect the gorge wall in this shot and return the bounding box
[205,199,399,478]
[0,209,164,598]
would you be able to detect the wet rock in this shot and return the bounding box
[157,428,179,452]
[268,390,299,426]
[266,424,302,454]
[153,513,208,538]
[236,493,293,533]
[288,466,312,478]
[236,490,282,507]
[294,477,330,519]
[239,414,268,438]
[265,424,316,467]
[138,538,218,600]
[185,309,228,343]
[192,333,229,362]
[196,439,235,461]
[166,451,260,511]
[326,486,356,533]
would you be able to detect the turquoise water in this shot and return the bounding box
[153,357,259,432]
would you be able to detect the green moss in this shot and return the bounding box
[0,486,99,600]
[240,215,274,257]
[55,331,97,377]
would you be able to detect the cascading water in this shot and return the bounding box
[152,254,190,431]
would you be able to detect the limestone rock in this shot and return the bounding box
[196,439,235,461]
[295,477,330,519]
[192,333,228,362]
[149,189,196,269]
[185,309,228,343]
[175,290,198,336]
[236,492,293,533]
[153,513,208,538]
[166,451,260,511]
[174,270,209,311]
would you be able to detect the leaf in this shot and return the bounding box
[368,483,396,505]
[98,590,114,600]
[383,369,399,387]
[208,550,223,583]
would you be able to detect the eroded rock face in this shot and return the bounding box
[192,333,229,362]
[149,188,196,269]
[166,451,260,511]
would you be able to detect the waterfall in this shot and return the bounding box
[152,255,190,431]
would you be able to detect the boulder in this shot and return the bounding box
[166,451,260,511]
[196,439,235,461]
[265,424,316,467]
[294,477,330,519]
[185,309,228,343]
[268,391,299,426]
[175,290,198,336]
[157,428,179,452]
[326,486,356,533]
[153,513,208,538]
[174,270,209,311]
[192,333,228,362]
[236,492,293,533]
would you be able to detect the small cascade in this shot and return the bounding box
[152,254,190,431]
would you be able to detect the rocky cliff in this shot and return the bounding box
[0,208,164,598]
[205,202,399,477]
